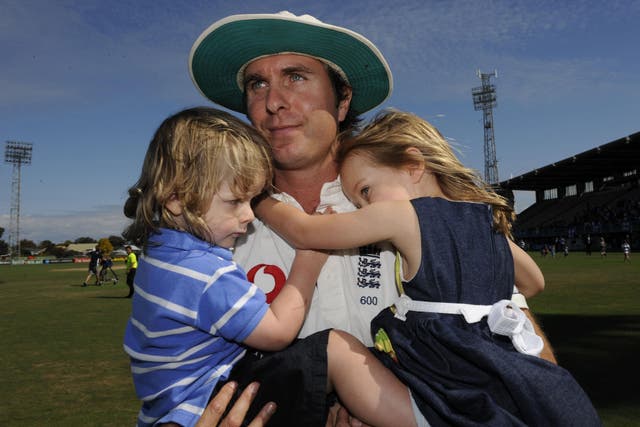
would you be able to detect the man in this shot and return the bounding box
[189,11,555,424]
[82,245,101,287]
[190,10,400,350]
[124,245,137,298]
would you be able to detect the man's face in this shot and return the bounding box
[243,54,351,171]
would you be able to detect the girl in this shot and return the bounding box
[122,107,420,427]
[256,110,601,426]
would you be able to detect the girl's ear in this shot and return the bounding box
[165,194,183,217]
[404,147,426,183]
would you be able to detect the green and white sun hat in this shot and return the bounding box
[189,11,393,115]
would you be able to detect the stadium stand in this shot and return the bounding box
[499,131,640,252]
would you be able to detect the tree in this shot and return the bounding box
[49,245,73,258]
[108,235,125,249]
[20,239,37,252]
[97,238,113,255]
[75,237,97,244]
[0,227,6,255]
[39,240,54,249]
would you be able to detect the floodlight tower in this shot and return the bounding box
[4,141,33,259]
[472,69,499,185]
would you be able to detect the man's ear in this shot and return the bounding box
[165,194,183,217]
[405,147,426,183]
[337,87,353,123]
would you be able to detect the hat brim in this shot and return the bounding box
[189,13,392,115]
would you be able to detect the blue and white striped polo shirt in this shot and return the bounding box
[123,228,268,427]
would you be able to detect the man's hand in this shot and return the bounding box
[326,402,371,427]
[160,382,276,427]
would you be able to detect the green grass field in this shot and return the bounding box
[1,253,638,426]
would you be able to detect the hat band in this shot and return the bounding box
[236,52,351,92]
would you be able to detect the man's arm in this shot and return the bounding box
[523,309,557,364]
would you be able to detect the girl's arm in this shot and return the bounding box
[243,248,327,351]
[509,239,545,298]
[254,196,414,252]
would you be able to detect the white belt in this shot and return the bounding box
[393,294,543,357]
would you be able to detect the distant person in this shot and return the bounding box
[82,245,101,287]
[585,233,592,255]
[600,236,607,257]
[256,110,601,426]
[122,108,420,427]
[622,239,631,262]
[124,245,137,297]
[98,253,119,284]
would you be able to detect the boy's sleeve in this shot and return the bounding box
[197,266,269,343]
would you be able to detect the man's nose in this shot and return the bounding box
[265,84,289,114]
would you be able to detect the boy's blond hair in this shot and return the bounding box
[123,107,273,250]
[337,109,515,237]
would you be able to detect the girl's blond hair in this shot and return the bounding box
[337,109,515,237]
[123,107,273,251]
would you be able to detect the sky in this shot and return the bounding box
[1,0,639,244]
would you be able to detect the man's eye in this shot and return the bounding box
[290,73,304,82]
[247,79,267,91]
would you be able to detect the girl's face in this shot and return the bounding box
[340,153,415,208]
[202,179,262,248]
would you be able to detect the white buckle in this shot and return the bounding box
[488,300,544,357]
[393,294,413,321]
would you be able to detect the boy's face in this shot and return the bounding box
[202,179,262,248]
[340,153,414,209]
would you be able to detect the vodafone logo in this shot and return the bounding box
[246,264,286,304]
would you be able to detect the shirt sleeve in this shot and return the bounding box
[196,265,268,343]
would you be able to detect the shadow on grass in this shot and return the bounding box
[538,314,640,411]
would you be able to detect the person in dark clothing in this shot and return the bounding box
[99,254,119,284]
[82,245,101,287]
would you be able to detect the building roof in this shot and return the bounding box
[65,243,98,254]
[499,131,640,191]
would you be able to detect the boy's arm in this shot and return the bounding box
[243,248,327,351]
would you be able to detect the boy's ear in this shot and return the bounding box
[404,147,426,183]
[165,194,183,216]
